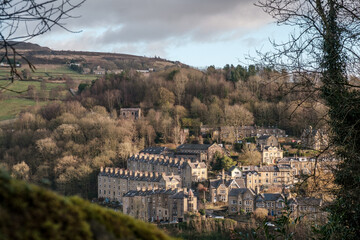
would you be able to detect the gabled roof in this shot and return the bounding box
[228,166,240,172]
[228,188,254,197]
[256,193,284,202]
[257,135,271,140]
[296,197,322,206]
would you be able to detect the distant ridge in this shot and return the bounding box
[2,41,185,71]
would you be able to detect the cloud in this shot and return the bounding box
[32,0,274,64]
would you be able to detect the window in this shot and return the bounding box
[232,200,237,204]
[239,201,242,205]
[274,173,277,176]
[99,190,101,194]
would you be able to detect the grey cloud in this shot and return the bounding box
[61,0,272,44]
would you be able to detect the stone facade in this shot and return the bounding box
[241,165,294,190]
[127,154,207,188]
[209,177,246,203]
[256,135,279,150]
[262,146,284,164]
[229,191,325,219]
[228,188,257,214]
[98,167,181,202]
[201,126,286,141]
[120,108,142,120]
[255,193,285,216]
[175,143,224,164]
[122,188,197,222]
[301,126,329,150]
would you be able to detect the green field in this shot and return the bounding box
[0,98,48,120]
[0,65,98,121]
[0,65,98,81]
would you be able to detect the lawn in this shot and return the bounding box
[0,65,98,82]
[0,98,47,120]
[0,80,65,97]
[0,64,97,121]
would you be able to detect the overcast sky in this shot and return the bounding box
[32,0,292,68]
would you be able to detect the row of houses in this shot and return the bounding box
[122,188,197,222]
[98,167,181,202]
[127,154,207,188]
[201,125,286,141]
[228,190,326,221]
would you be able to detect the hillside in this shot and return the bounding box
[0,169,173,240]
[4,42,183,71]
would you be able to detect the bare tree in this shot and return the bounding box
[0,0,85,86]
[256,1,360,238]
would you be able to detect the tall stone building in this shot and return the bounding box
[123,188,197,222]
[127,154,207,188]
[98,167,181,202]
[241,165,294,190]
[120,108,142,120]
[175,143,224,164]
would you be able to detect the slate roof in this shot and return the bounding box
[228,188,254,197]
[257,135,271,140]
[140,146,168,155]
[256,193,284,202]
[176,144,213,151]
[123,189,177,197]
[228,166,240,172]
[210,179,245,189]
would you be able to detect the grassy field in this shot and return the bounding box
[0,65,98,81]
[0,98,47,120]
[0,64,97,121]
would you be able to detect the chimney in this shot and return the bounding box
[149,172,153,178]
[100,166,104,172]
[105,167,110,173]
[115,168,119,174]
[154,172,159,177]
[119,169,123,175]
[110,168,114,174]
[255,186,259,195]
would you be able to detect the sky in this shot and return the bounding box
[31,0,293,68]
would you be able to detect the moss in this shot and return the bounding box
[0,170,173,240]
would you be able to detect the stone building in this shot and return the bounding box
[139,146,171,156]
[175,143,224,164]
[120,108,142,120]
[98,167,181,202]
[127,154,207,188]
[289,197,327,222]
[122,188,197,222]
[228,188,257,214]
[209,175,246,203]
[256,135,279,150]
[201,126,286,141]
[277,157,316,176]
[255,193,285,216]
[241,165,294,190]
[301,126,329,150]
[262,146,284,165]
[228,191,326,219]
